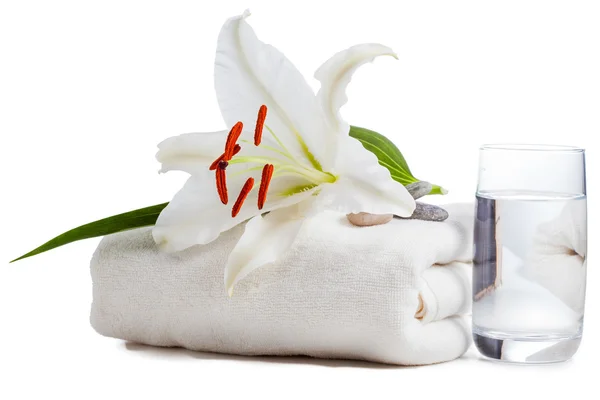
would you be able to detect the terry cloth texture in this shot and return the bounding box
[90,203,473,365]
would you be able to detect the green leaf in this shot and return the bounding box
[11,202,168,263]
[349,125,447,195]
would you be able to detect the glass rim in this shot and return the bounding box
[480,143,584,153]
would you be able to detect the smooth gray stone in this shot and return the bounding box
[406,181,433,200]
[399,202,449,222]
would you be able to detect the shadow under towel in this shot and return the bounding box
[90,203,474,365]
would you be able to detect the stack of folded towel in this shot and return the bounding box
[90,203,474,365]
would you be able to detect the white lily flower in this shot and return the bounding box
[153,11,416,296]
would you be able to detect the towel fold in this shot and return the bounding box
[90,203,474,365]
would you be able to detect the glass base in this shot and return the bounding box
[473,329,582,363]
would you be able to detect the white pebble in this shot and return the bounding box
[347,212,393,226]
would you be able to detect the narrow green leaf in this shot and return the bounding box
[11,202,168,263]
[349,125,447,194]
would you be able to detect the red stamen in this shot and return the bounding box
[232,177,255,218]
[254,105,267,146]
[258,164,274,210]
[224,122,244,160]
[209,155,224,171]
[216,169,228,204]
[209,144,241,171]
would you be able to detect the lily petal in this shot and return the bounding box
[156,129,284,175]
[156,131,227,174]
[153,171,316,252]
[224,202,311,296]
[315,43,398,135]
[319,136,416,216]
[215,11,334,170]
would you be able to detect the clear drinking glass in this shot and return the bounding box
[473,144,587,363]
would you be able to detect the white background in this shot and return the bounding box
[1,1,598,399]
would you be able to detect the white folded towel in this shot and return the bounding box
[90,203,474,365]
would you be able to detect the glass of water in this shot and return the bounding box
[473,144,587,363]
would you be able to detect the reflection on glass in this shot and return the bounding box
[473,145,587,363]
